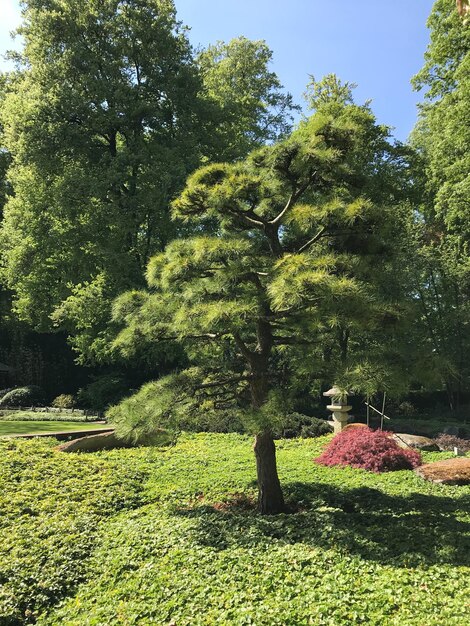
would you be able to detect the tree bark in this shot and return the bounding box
[235,321,286,515]
[253,430,285,515]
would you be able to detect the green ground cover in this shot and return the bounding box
[0,420,108,436]
[0,434,468,625]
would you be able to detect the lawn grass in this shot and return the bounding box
[0,433,468,625]
[0,420,108,436]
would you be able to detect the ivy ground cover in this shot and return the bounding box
[0,434,468,625]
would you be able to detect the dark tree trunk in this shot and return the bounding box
[253,430,285,515]
[236,321,286,515]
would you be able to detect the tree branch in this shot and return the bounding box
[269,172,317,226]
[273,336,319,346]
[296,226,327,253]
[196,376,250,390]
[228,207,265,228]
[233,332,255,361]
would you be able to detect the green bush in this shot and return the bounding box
[51,394,75,409]
[278,412,332,438]
[300,416,333,438]
[397,401,416,416]
[0,388,14,400]
[0,385,46,408]
[0,411,94,422]
[76,375,130,411]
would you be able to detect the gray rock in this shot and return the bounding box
[392,433,439,451]
[56,431,132,453]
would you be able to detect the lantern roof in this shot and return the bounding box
[323,386,348,398]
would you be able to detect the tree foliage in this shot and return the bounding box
[0,2,297,365]
[0,0,206,360]
[411,0,470,407]
[197,36,298,161]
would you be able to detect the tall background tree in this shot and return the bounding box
[410,0,470,409]
[109,83,412,513]
[0,1,296,396]
[1,0,206,363]
[197,37,298,162]
[1,72,81,397]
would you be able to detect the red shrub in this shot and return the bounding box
[434,433,470,453]
[314,427,422,473]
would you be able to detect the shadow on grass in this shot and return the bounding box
[173,482,470,568]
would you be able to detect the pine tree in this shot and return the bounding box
[110,86,411,514]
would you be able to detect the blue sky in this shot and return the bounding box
[0,0,434,141]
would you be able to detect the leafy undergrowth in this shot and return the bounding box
[0,434,469,625]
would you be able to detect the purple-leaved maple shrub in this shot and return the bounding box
[314,427,422,473]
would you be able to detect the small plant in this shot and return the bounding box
[0,385,46,408]
[434,433,470,453]
[52,394,75,409]
[314,427,422,472]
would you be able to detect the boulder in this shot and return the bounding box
[342,423,369,431]
[415,457,470,485]
[56,431,132,453]
[392,433,439,451]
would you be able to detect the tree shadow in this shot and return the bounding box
[173,481,470,568]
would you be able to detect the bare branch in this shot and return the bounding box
[269,189,297,227]
[296,226,327,253]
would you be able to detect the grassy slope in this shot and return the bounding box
[0,434,468,626]
[0,421,107,436]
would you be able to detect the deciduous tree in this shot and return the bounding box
[411,0,470,408]
[0,2,297,366]
[197,36,298,161]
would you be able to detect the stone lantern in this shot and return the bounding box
[323,386,351,434]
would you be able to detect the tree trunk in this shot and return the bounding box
[237,321,286,515]
[253,430,285,515]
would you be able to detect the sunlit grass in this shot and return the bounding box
[0,420,109,436]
